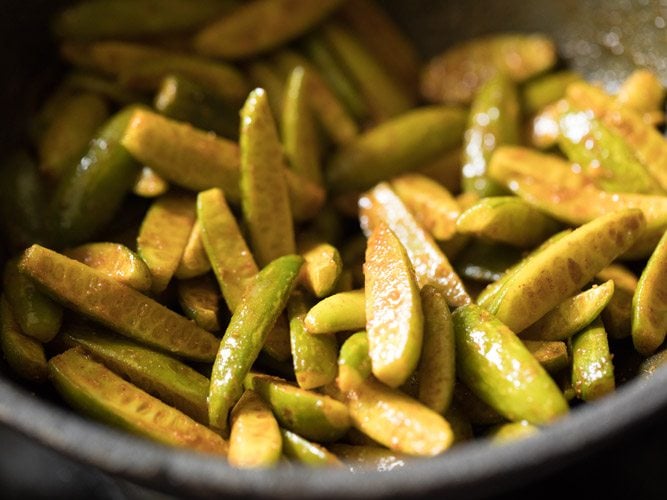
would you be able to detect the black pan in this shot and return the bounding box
[0,0,666,498]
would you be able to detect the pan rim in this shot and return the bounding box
[1,365,666,499]
[1,0,666,497]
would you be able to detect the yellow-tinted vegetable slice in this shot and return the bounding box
[520,280,615,341]
[321,22,414,121]
[329,443,406,472]
[240,88,295,267]
[288,292,338,390]
[272,49,359,147]
[365,222,423,388]
[598,264,637,339]
[329,377,453,457]
[298,241,343,299]
[65,242,152,293]
[245,372,350,443]
[38,92,109,180]
[632,230,667,355]
[121,108,241,201]
[280,429,342,467]
[571,318,615,401]
[522,340,570,374]
[391,174,460,241]
[421,33,556,104]
[19,245,219,362]
[208,255,303,433]
[174,221,211,280]
[487,421,539,444]
[3,259,63,343]
[417,286,455,413]
[304,289,366,334]
[282,66,322,186]
[492,209,645,332]
[488,146,667,259]
[461,73,519,197]
[194,0,344,60]
[137,192,196,293]
[132,167,169,199]
[197,188,256,312]
[229,389,282,468]
[60,322,210,424]
[337,0,420,96]
[327,106,466,193]
[616,69,665,125]
[53,0,237,40]
[62,41,248,105]
[567,81,667,191]
[360,182,470,307]
[50,348,228,455]
[453,304,568,424]
[456,197,560,248]
[0,296,48,382]
[177,274,222,333]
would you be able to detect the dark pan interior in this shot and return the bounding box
[386,0,666,88]
[0,0,666,498]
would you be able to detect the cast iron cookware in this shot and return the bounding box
[0,0,665,498]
